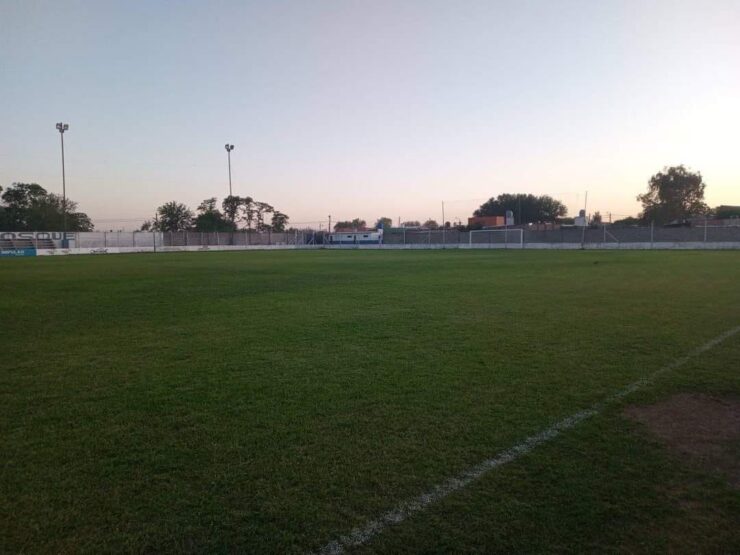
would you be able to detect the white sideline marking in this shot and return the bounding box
[315,325,740,554]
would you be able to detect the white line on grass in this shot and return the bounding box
[315,325,740,555]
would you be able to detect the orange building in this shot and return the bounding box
[468,215,505,228]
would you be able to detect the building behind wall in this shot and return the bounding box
[468,215,505,228]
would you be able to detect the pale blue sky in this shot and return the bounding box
[1,0,738,229]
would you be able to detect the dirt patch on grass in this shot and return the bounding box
[625,393,740,488]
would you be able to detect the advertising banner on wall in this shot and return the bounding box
[0,247,36,257]
[0,231,76,248]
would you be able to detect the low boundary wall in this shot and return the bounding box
[8,241,736,257]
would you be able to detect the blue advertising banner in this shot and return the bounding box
[0,248,37,257]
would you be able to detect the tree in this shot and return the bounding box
[271,211,289,232]
[241,197,256,230]
[422,219,439,229]
[222,195,243,225]
[374,217,393,230]
[334,218,366,231]
[154,201,193,231]
[254,201,274,232]
[537,195,568,221]
[613,216,641,226]
[193,197,236,232]
[474,193,567,224]
[714,205,740,219]
[0,182,93,231]
[591,211,602,225]
[637,165,709,224]
[401,220,421,228]
[25,194,93,231]
[1,183,49,229]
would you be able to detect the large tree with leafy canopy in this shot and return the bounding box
[193,198,236,232]
[0,182,93,231]
[637,166,709,224]
[151,201,193,231]
[271,211,289,232]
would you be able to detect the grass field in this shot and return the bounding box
[2,250,739,553]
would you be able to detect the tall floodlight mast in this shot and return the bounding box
[225,144,235,197]
[56,122,70,246]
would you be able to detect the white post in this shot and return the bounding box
[581,190,588,249]
[704,216,708,242]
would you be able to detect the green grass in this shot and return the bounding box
[1,250,739,553]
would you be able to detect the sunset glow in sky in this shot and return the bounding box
[2,0,739,229]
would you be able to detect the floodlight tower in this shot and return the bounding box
[225,144,235,197]
[56,122,69,245]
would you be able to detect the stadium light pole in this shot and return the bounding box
[56,122,69,246]
[225,144,235,197]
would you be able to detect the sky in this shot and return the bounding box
[1,0,739,230]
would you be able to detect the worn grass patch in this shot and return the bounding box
[625,394,740,488]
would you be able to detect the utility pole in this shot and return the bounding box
[517,196,521,226]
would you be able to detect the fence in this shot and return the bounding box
[67,227,740,249]
[74,230,316,249]
[381,225,740,247]
[2,225,740,257]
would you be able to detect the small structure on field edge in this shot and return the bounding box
[328,228,383,245]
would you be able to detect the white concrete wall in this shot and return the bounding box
[30,241,740,257]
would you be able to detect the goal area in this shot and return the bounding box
[469,228,524,248]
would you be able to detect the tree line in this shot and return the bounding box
[319,166,730,231]
[2,166,733,233]
[141,196,289,232]
[474,166,730,227]
[332,218,443,231]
